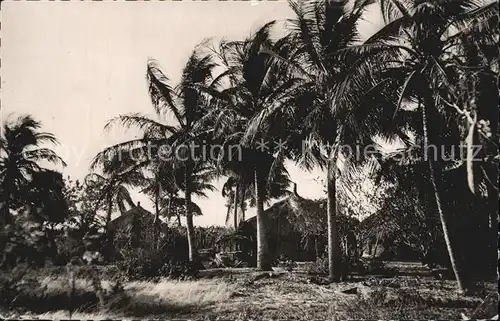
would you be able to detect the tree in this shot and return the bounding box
[351,0,498,292]
[24,169,69,261]
[92,45,219,262]
[245,0,381,280]
[208,22,297,270]
[84,173,136,227]
[0,114,66,226]
[222,176,248,229]
[84,170,140,258]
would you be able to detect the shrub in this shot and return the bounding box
[306,253,329,275]
[0,265,31,308]
[1,219,53,269]
[277,254,298,272]
[116,248,200,281]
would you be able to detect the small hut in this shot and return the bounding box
[109,202,167,250]
[357,211,426,261]
[220,184,359,265]
[109,202,155,230]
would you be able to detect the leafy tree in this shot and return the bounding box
[0,114,65,225]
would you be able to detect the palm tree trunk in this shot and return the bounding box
[185,164,197,262]
[105,196,113,260]
[422,95,465,294]
[255,167,271,271]
[372,231,381,259]
[241,201,246,222]
[105,196,113,227]
[166,191,176,225]
[154,182,160,250]
[233,184,239,230]
[326,155,341,282]
[0,185,11,226]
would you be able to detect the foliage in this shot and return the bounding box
[1,213,56,268]
[0,265,38,309]
[116,248,199,281]
[0,114,66,225]
[62,176,104,235]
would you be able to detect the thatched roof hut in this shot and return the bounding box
[109,202,168,250]
[357,210,427,261]
[229,184,359,264]
[109,202,155,231]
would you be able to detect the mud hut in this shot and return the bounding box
[221,184,359,265]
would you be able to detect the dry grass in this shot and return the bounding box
[1,263,497,320]
[126,279,236,306]
[2,274,237,319]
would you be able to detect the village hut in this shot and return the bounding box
[109,202,154,230]
[109,202,169,251]
[217,183,359,265]
[357,210,430,261]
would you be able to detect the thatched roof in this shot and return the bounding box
[215,233,252,244]
[109,202,160,232]
[241,184,359,237]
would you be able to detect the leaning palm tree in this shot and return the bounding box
[349,0,498,292]
[92,45,219,262]
[0,114,66,226]
[208,22,297,270]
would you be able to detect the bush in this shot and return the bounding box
[116,248,200,281]
[0,265,33,308]
[306,254,329,275]
[1,219,54,269]
[276,254,298,272]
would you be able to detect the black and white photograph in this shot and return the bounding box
[0,0,498,319]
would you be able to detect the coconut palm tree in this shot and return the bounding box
[84,172,137,227]
[222,175,251,229]
[222,176,241,229]
[84,169,142,259]
[0,114,66,226]
[208,22,298,270]
[92,45,219,262]
[222,166,291,230]
[348,0,498,292]
[243,0,384,281]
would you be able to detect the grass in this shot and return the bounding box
[0,262,497,320]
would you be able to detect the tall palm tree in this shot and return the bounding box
[92,45,219,262]
[245,0,382,281]
[349,0,498,292]
[0,114,66,226]
[208,22,297,270]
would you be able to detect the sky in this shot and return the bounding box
[1,1,384,227]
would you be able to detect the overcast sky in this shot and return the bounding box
[1,1,384,226]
